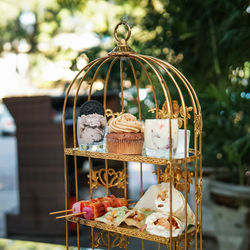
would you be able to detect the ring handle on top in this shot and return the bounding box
[114,21,131,43]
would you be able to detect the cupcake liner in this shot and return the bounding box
[106,138,144,155]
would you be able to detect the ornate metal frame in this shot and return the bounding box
[61,21,203,250]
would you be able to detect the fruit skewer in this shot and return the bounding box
[50,195,130,220]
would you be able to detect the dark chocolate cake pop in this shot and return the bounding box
[79,100,104,116]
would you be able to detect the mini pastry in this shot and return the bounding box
[106,113,144,154]
[124,208,153,229]
[95,206,130,226]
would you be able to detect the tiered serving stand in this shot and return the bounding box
[59,22,203,250]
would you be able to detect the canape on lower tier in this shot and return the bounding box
[51,195,129,220]
[124,208,154,230]
[72,195,128,220]
[96,206,130,226]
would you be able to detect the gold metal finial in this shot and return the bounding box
[114,21,131,44]
[109,21,135,55]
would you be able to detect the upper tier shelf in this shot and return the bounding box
[64,148,200,166]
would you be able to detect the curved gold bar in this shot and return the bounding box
[130,57,159,118]
[148,56,200,115]
[103,58,119,109]
[120,59,125,112]
[128,59,141,120]
[130,54,172,117]
[88,57,114,100]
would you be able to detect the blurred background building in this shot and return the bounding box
[0,0,249,249]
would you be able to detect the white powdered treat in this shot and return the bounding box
[145,212,184,238]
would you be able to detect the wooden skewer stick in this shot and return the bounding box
[56,212,86,219]
[128,202,137,206]
[49,209,73,215]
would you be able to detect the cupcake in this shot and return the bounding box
[106,113,144,154]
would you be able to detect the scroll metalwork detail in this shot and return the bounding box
[194,113,202,135]
[105,109,124,125]
[149,100,193,128]
[88,168,127,189]
[91,230,129,249]
[195,178,203,204]
[156,165,193,192]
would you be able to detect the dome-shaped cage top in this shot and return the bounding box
[62,21,202,155]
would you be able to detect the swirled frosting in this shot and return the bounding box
[109,113,143,133]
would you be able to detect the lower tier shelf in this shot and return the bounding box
[67,217,197,245]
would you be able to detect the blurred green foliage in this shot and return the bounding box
[0,0,249,184]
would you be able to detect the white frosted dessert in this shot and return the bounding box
[133,182,195,225]
[145,212,184,238]
[144,119,179,158]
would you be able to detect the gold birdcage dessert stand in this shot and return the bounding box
[58,21,203,250]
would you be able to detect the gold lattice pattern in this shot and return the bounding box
[88,168,127,189]
[91,230,129,249]
[194,114,202,135]
[149,100,193,128]
[195,178,203,204]
[156,165,193,192]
